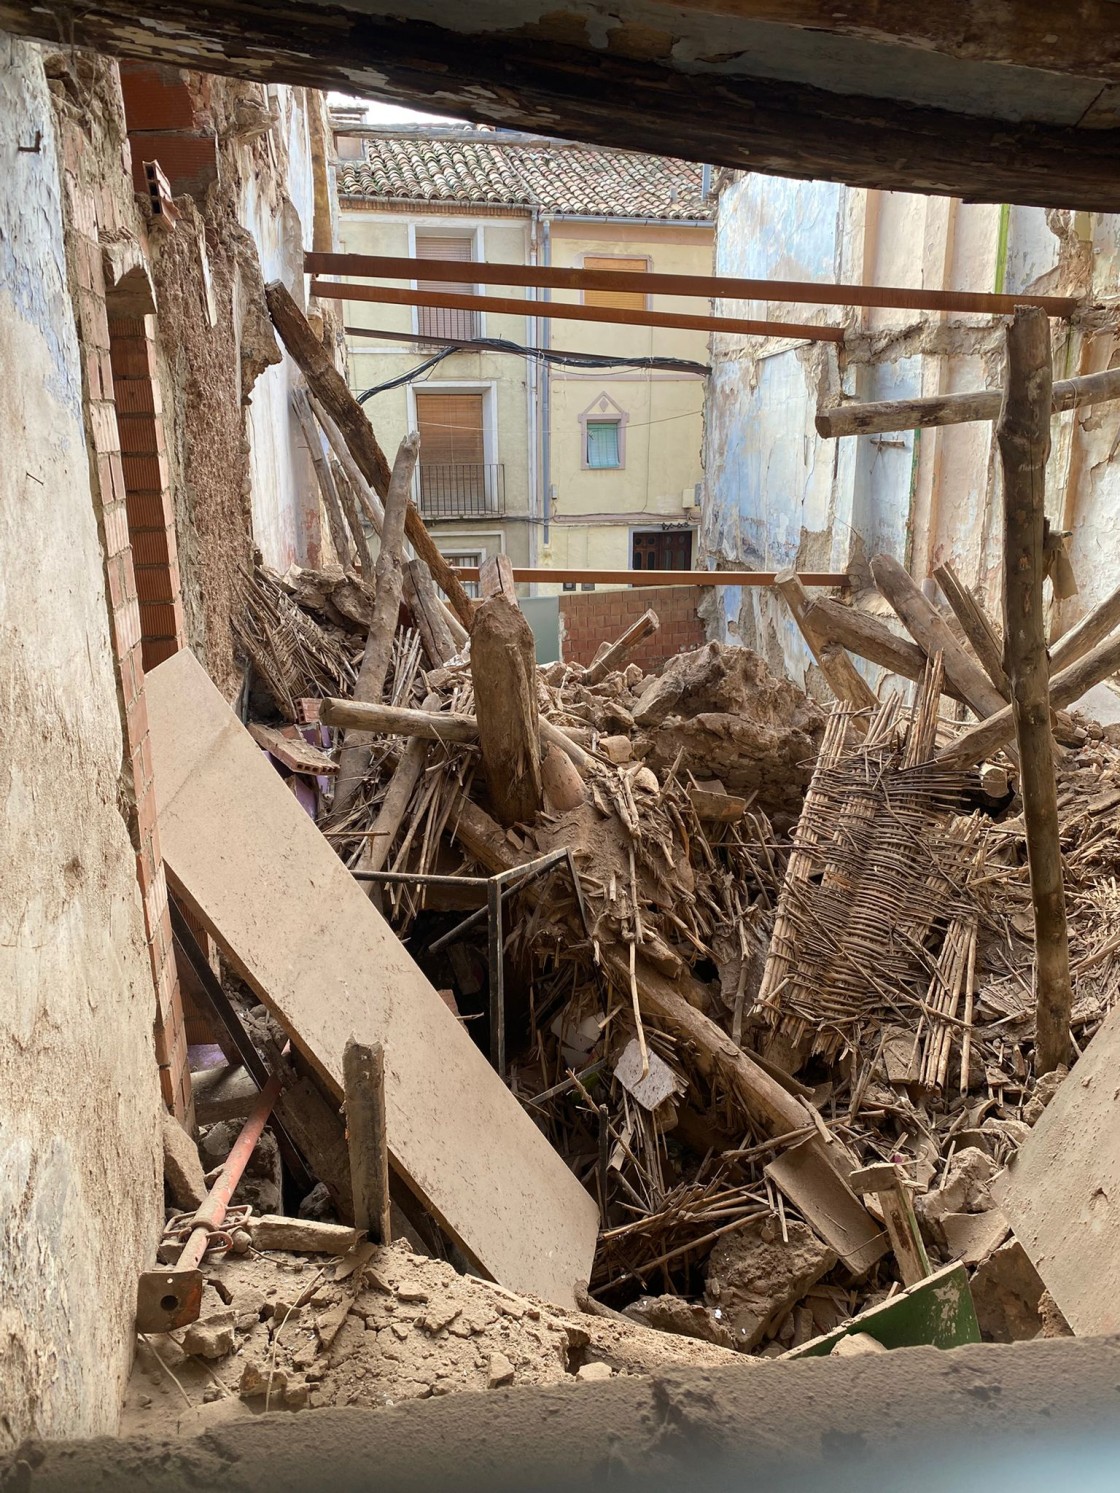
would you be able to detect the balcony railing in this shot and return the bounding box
[417,463,505,519]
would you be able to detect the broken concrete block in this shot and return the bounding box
[915,1147,997,1246]
[487,1352,515,1388]
[614,1039,685,1112]
[599,734,633,764]
[704,1218,837,1351]
[576,1361,612,1382]
[1022,1065,1069,1125]
[181,1313,236,1361]
[162,1112,207,1211]
[239,1358,288,1400]
[941,1208,1010,1266]
[622,1295,736,1350]
[970,1240,1044,1342]
[248,1215,361,1255]
[829,1332,887,1358]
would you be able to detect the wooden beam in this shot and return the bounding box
[798,596,967,700]
[1049,579,1120,674]
[307,251,1077,319]
[321,697,478,744]
[775,568,878,713]
[264,280,475,631]
[998,307,1072,1075]
[310,278,845,345]
[585,610,660,685]
[937,629,1120,771]
[932,562,1010,700]
[870,554,1010,723]
[471,586,544,827]
[404,558,457,668]
[356,693,441,879]
[456,568,848,588]
[343,1040,392,1246]
[334,432,417,816]
[817,366,1120,439]
[291,387,354,571]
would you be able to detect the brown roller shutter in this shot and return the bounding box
[416,235,479,340]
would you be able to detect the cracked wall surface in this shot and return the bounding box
[702,170,1120,698]
[0,36,161,1448]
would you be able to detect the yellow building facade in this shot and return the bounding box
[330,120,713,593]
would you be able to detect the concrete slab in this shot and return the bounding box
[146,650,598,1306]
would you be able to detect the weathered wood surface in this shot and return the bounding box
[264,280,475,631]
[249,1215,362,1255]
[147,650,598,1305]
[585,609,659,686]
[405,558,456,666]
[344,1040,392,1246]
[817,366,1120,438]
[470,593,543,826]
[321,697,478,743]
[776,568,876,712]
[799,595,967,701]
[871,554,1009,722]
[932,562,1010,699]
[357,693,440,878]
[998,307,1071,1075]
[334,432,416,815]
[937,628,1120,770]
[1049,578,1120,674]
[291,386,353,569]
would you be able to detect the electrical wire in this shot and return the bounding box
[353,330,709,402]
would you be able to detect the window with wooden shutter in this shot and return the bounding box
[632,529,694,571]
[581,255,650,312]
[416,235,479,341]
[414,390,493,516]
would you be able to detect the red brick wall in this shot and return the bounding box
[559,586,707,672]
[59,113,193,1125]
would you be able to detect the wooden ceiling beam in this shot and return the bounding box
[306,251,1077,318]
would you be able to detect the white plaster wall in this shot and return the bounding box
[0,36,161,1445]
[240,85,323,569]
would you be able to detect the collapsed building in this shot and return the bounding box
[5,7,1120,1487]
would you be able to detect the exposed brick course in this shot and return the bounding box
[559,585,707,673]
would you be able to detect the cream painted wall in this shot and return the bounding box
[336,207,712,588]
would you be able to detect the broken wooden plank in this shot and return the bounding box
[849,1161,931,1287]
[776,567,877,712]
[343,1039,392,1246]
[932,561,1010,699]
[470,578,543,827]
[687,785,748,822]
[247,722,337,776]
[291,386,354,570]
[937,627,1120,769]
[797,596,967,700]
[334,431,417,815]
[264,280,476,631]
[147,649,599,1306]
[816,365,1120,439]
[871,554,1010,724]
[405,557,457,666]
[998,307,1072,1075]
[356,693,440,879]
[993,1002,1120,1335]
[765,1140,888,1276]
[585,609,660,686]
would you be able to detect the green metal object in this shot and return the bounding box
[783,1262,980,1359]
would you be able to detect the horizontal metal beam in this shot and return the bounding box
[309,279,845,344]
[307,251,1078,319]
[457,568,848,588]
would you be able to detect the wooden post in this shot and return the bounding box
[799,596,961,697]
[936,628,1120,770]
[998,306,1072,1075]
[264,280,476,631]
[332,461,375,578]
[320,697,479,742]
[871,554,1010,723]
[291,387,352,569]
[343,1039,391,1245]
[932,561,1010,699]
[334,432,417,815]
[585,609,660,685]
[775,568,877,712]
[471,555,544,826]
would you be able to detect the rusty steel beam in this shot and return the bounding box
[309,279,845,344]
[307,252,1078,319]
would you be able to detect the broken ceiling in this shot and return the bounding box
[5,2,1120,210]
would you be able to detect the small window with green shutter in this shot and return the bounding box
[586,419,621,469]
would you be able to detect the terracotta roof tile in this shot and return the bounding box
[338,129,711,221]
